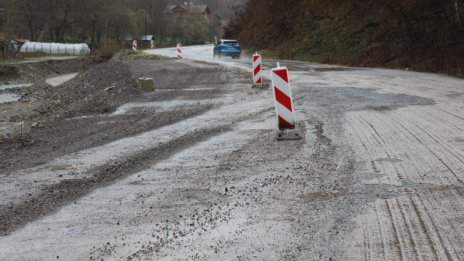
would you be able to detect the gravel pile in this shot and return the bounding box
[34,60,140,118]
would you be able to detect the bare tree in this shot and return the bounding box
[18,0,46,40]
[455,0,461,25]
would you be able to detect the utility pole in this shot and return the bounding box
[145,14,148,47]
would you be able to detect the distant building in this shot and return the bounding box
[141,35,155,41]
[140,35,155,48]
[164,2,211,22]
[163,1,212,44]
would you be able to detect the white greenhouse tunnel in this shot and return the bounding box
[20,42,91,56]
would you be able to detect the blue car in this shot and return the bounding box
[213,39,241,58]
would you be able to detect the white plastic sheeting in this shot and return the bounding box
[20,42,90,56]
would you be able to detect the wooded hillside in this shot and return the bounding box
[0,0,245,48]
[226,0,464,76]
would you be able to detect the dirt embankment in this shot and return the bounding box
[0,58,100,83]
[0,56,141,169]
[0,58,101,137]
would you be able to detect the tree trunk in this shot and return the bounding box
[455,0,461,25]
[90,15,97,53]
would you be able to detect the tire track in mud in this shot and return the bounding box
[85,115,298,260]
[436,108,464,122]
[415,124,464,165]
[0,125,232,236]
[408,195,441,261]
[385,201,404,260]
[408,107,464,152]
[395,197,421,260]
[357,114,409,185]
[353,116,425,259]
[363,196,442,260]
[389,118,452,185]
[0,56,277,236]
[395,119,464,185]
[363,188,464,261]
[350,107,464,186]
[121,111,358,260]
[374,204,387,260]
[413,108,464,152]
[290,56,464,260]
[427,108,464,133]
[346,107,464,260]
[418,188,464,259]
[347,113,402,185]
[0,102,277,236]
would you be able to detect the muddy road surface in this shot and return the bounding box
[0,46,463,260]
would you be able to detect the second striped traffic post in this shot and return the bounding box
[176,43,183,59]
[132,40,137,51]
[252,53,262,87]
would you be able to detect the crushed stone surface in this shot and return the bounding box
[0,47,463,260]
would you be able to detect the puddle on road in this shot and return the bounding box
[0,83,32,91]
[0,83,31,104]
[306,86,435,111]
[0,93,21,103]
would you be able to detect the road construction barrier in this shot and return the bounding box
[150,40,155,49]
[176,43,183,59]
[271,62,296,130]
[132,40,137,51]
[252,53,262,86]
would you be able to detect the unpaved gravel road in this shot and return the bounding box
[0,45,463,260]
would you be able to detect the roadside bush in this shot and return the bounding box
[98,43,123,59]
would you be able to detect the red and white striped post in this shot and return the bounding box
[271,62,296,130]
[132,40,137,51]
[252,53,262,86]
[176,43,183,59]
[150,40,155,49]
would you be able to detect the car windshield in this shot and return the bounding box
[223,41,238,46]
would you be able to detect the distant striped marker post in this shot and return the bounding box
[176,43,183,59]
[252,53,262,87]
[271,63,301,140]
[132,40,137,51]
